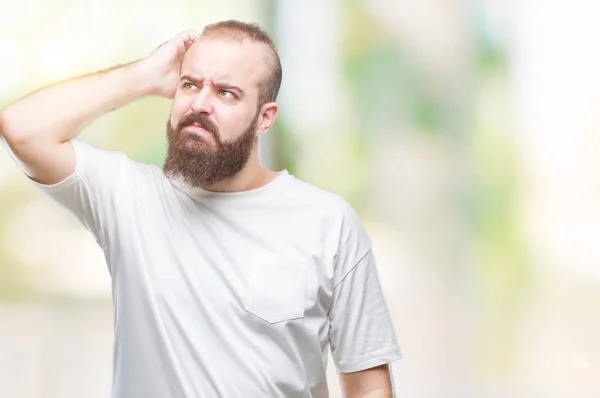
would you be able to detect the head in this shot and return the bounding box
[164,20,282,188]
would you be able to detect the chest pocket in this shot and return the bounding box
[245,259,307,324]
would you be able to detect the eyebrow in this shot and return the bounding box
[179,75,244,95]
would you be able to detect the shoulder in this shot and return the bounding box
[71,138,172,197]
[284,175,358,217]
[284,174,370,245]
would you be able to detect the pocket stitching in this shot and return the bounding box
[245,260,307,324]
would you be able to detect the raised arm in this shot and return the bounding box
[0,30,199,185]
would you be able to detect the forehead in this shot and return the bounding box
[181,37,269,91]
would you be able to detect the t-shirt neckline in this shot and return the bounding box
[169,170,291,201]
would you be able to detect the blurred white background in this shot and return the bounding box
[2,0,600,397]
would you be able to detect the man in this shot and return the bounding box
[0,21,401,397]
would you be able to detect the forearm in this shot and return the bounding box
[0,60,157,145]
[340,364,394,398]
[356,387,393,398]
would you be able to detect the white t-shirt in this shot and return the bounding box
[30,139,401,398]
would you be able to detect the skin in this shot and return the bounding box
[340,364,394,398]
[0,29,394,397]
[165,36,280,191]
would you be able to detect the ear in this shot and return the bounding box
[255,102,279,137]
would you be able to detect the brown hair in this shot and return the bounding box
[201,20,282,105]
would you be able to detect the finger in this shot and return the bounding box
[177,29,200,43]
[183,39,195,50]
[177,30,200,51]
[187,30,200,41]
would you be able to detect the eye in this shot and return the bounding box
[218,89,236,99]
[182,82,198,90]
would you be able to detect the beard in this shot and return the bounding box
[163,110,259,188]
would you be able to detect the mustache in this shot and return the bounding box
[177,113,219,137]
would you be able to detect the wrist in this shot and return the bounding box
[133,59,164,97]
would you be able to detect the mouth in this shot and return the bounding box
[184,123,210,135]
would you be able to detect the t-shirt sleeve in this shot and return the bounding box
[24,138,134,250]
[328,249,402,373]
[328,203,402,373]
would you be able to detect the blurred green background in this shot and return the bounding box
[2,0,600,397]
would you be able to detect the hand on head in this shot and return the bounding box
[144,30,201,98]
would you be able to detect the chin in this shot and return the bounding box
[184,135,215,150]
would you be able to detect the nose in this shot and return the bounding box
[189,88,213,115]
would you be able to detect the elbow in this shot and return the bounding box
[0,106,36,147]
[0,106,19,144]
[0,107,9,138]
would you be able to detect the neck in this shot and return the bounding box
[201,145,278,192]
